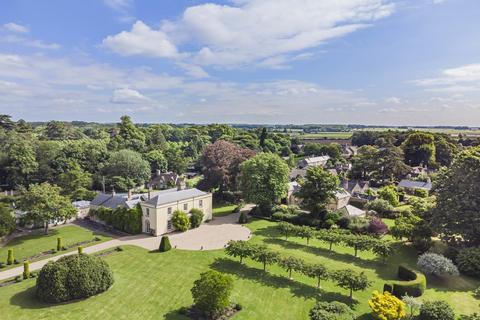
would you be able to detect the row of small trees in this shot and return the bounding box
[276,222,394,262]
[225,240,371,299]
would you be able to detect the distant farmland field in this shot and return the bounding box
[290,128,480,139]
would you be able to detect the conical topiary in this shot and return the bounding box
[159,236,172,252]
[78,246,83,255]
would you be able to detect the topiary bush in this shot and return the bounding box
[57,237,63,251]
[384,264,426,298]
[159,236,172,252]
[7,249,14,265]
[23,261,30,280]
[172,210,190,231]
[238,211,248,224]
[189,208,204,229]
[417,253,459,277]
[456,247,480,278]
[419,300,455,320]
[309,301,355,320]
[36,254,114,303]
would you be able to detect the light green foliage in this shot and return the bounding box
[171,210,190,231]
[23,261,30,279]
[278,256,304,279]
[239,153,290,210]
[378,185,399,206]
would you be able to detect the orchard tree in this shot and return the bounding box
[18,183,76,234]
[303,263,329,288]
[333,269,371,300]
[278,256,304,279]
[296,166,339,213]
[277,222,297,240]
[225,240,254,264]
[239,153,289,213]
[200,140,255,192]
[101,149,151,192]
[252,246,280,271]
[432,147,480,245]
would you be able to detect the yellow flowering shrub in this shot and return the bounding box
[368,290,406,320]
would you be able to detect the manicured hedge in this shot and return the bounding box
[384,264,426,298]
[36,254,114,303]
[159,236,172,252]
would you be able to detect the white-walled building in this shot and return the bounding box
[140,188,212,236]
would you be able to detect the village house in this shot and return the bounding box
[298,155,330,169]
[398,179,432,193]
[140,187,212,236]
[341,179,370,196]
[149,171,181,190]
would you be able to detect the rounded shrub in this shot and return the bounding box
[159,236,172,252]
[309,301,355,320]
[189,208,204,229]
[191,270,233,317]
[172,210,190,231]
[456,247,480,278]
[36,254,114,303]
[419,301,455,320]
[78,246,83,254]
[417,253,459,277]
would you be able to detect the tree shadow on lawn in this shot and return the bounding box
[3,229,62,247]
[251,225,281,238]
[9,286,54,309]
[210,258,357,307]
[425,274,480,292]
[262,238,397,281]
[163,310,189,320]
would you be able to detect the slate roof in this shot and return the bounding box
[338,205,366,217]
[304,156,330,164]
[398,179,432,191]
[289,168,307,180]
[90,193,143,209]
[144,188,209,207]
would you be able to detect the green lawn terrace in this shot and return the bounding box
[0,219,478,319]
[0,225,112,269]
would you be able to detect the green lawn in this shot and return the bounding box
[212,204,237,217]
[0,219,478,320]
[0,225,111,268]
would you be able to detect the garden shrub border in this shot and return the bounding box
[384,264,426,298]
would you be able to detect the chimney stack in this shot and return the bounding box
[176,178,186,191]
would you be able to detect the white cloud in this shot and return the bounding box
[111,88,151,104]
[103,0,394,68]
[413,63,480,92]
[3,22,29,34]
[103,0,132,12]
[176,62,210,78]
[386,97,401,104]
[103,21,179,58]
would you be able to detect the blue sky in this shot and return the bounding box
[1,0,479,125]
